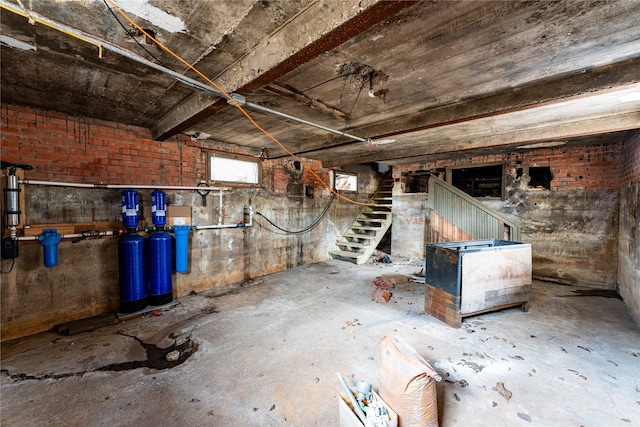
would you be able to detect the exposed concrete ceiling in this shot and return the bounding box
[1,0,639,167]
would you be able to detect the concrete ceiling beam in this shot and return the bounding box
[150,0,416,141]
[318,84,640,167]
[263,83,350,121]
[268,56,640,159]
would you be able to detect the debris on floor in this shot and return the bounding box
[371,288,391,304]
[371,277,394,303]
[166,350,180,362]
[517,412,532,422]
[240,278,263,287]
[493,382,512,402]
[372,250,392,264]
[380,273,410,286]
[337,373,398,427]
[372,277,394,290]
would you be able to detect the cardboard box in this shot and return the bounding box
[339,389,397,427]
[142,205,192,226]
[167,206,192,226]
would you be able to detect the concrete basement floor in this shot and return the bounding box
[1,259,639,426]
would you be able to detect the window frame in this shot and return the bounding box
[332,170,358,193]
[206,151,261,186]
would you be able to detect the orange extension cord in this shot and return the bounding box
[107,0,384,208]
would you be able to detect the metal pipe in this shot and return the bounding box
[194,223,250,230]
[0,0,219,96]
[0,0,374,145]
[20,179,229,192]
[217,192,223,226]
[17,230,118,241]
[4,167,21,239]
[194,205,252,229]
[243,100,369,143]
[16,221,252,241]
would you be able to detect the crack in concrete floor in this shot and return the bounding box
[1,330,198,382]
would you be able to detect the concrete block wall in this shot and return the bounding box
[618,132,640,327]
[0,103,371,340]
[392,141,625,288]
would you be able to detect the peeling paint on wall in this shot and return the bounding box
[111,0,186,33]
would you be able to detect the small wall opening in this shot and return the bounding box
[451,164,503,197]
[528,166,553,190]
[402,171,431,193]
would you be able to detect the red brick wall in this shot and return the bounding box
[1,103,337,194]
[1,103,204,185]
[260,157,331,194]
[393,142,623,191]
[621,130,640,186]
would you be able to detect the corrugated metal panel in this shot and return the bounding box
[428,177,521,242]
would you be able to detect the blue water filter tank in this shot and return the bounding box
[148,231,173,305]
[151,190,166,226]
[173,225,191,273]
[39,228,61,267]
[118,233,147,313]
[121,189,139,228]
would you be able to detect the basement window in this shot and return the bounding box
[208,153,260,185]
[402,171,431,193]
[451,164,503,198]
[333,171,358,192]
[528,166,553,190]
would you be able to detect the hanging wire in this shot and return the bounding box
[1,258,16,274]
[300,72,358,94]
[236,72,359,98]
[107,0,382,208]
[255,194,335,235]
[338,80,365,140]
[102,0,165,66]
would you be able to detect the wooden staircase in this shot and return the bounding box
[329,174,393,264]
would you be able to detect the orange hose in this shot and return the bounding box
[107,0,384,207]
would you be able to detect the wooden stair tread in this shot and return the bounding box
[351,225,383,231]
[330,173,393,265]
[342,233,375,239]
[336,241,367,248]
[363,210,392,214]
[329,250,363,258]
[356,218,388,223]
